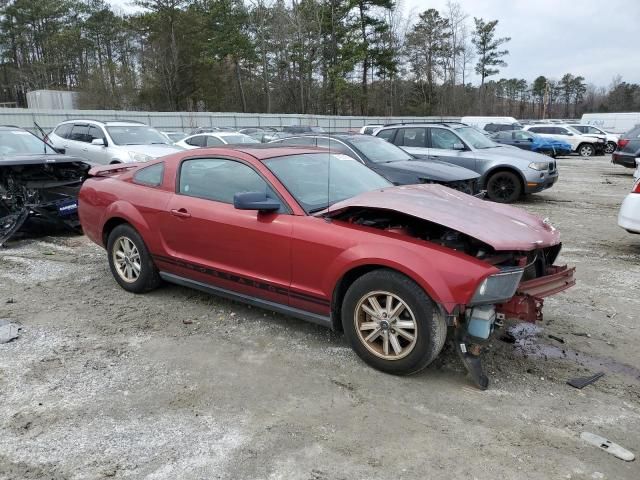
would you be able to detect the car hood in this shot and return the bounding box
[325,184,560,251]
[0,153,88,166]
[476,145,551,162]
[374,159,479,182]
[124,144,183,157]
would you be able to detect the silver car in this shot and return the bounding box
[374,122,559,203]
[48,120,183,164]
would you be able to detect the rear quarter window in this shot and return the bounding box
[133,163,164,187]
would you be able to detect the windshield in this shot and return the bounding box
[222,134,260,144]
[455,126,497,149]
[264,153,391,213]
[165,132,187,142]
[106,126,170,146]
[565,126,583,135]
[348,135,412,163]
[0,130,57,156]
[513,130,536,141]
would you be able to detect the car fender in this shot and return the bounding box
[480,164,527,189]
[323,241,497,313]
[100,200,154,246]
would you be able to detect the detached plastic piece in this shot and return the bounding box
[0,320,21,344]
[580,432,635,461]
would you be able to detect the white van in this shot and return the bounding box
[460,116,521,132]
[580,113,640,134]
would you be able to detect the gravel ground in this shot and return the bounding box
[1,154,639,480]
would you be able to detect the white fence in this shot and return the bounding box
[0,108,461,133]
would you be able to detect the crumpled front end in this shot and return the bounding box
[496,264,576,323]
[0,161,89,246]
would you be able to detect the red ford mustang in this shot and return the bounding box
[79,146,575,389]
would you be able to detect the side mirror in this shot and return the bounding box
[233,191,280,212]
[527,138,534,142]
[91,138,105,146]
[452,142,466,151]
[54,147,66,154]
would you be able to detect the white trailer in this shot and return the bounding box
[580,112,640,134]
[26,90,79,110]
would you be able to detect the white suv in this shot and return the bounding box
[568,124,619,154]
[48,120,183,164]
[522,124,606,157]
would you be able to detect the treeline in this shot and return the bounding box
[0,0,638,116]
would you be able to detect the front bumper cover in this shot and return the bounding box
[495,265,576,322]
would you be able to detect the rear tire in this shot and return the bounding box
[486,170,522,203]
[578,143,595,157]
[341,269,447,375]
[107,224,161,293]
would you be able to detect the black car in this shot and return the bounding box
[269,133,482,195]
[612,125,640,169]
[484,123,522,133]
[0,126,89,245]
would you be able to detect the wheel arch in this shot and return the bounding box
[482,165,526,192]
[328,250,493,331]
[100,201,153,248]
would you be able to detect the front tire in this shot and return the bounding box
[341,269,447,375]
[486,170,522,203]
[578,143,595,157]
[107,224,161,293]
[605,141,616,154]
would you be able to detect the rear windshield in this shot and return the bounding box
[0,130,57,156]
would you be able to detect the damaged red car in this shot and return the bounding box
[78,146,575,389]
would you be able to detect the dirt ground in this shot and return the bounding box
[1,154,639,480]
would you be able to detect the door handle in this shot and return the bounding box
[170,208,191,218]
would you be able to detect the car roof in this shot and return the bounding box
[59,119,148,126]
[230,145,328,160]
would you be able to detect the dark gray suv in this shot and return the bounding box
[374,123,559,203]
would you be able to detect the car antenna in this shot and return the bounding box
[326,116,332,215]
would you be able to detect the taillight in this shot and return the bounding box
[618,139,629,149]
[632,180,640,194]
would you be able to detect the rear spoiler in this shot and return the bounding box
[88,163,141,177]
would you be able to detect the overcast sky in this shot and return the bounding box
[108,0,640,87]
[403,0,640,86]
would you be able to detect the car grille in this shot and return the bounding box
[548,161,556,173]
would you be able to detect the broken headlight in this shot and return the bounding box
[470,267,524,305]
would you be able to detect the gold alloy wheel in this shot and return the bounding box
[354,291,418,360]
[112,236,141,283]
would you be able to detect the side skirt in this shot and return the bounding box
[159,272,333,329]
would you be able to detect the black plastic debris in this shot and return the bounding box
[567,372,604,389]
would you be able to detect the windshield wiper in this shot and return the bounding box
[308,206,330,214]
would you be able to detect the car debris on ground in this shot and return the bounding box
[0,319,20,344]
[567,372,605,389]
[580,432,636,462]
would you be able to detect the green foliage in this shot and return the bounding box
[471,17,510,86]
